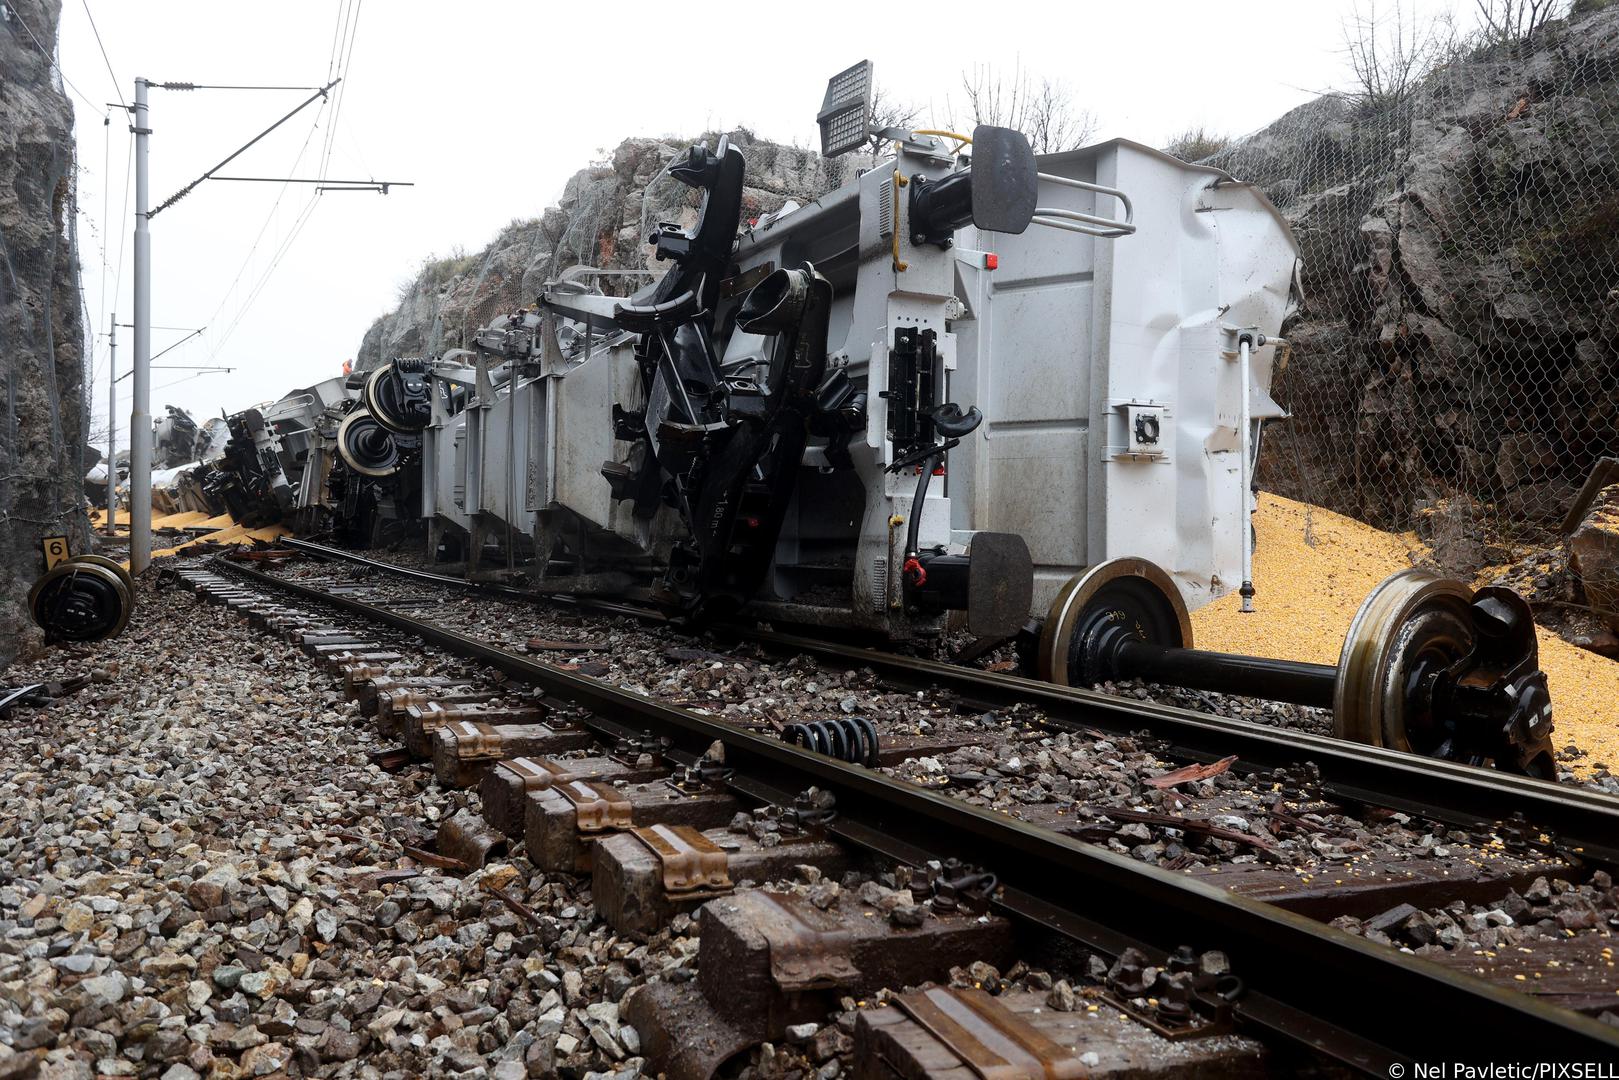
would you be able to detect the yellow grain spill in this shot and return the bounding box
[152,510,210,529]
[147,521,290,561]
[1191,494,1619,775]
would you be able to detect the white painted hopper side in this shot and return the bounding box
[951,139,1300,614]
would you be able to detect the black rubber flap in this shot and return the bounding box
[969,126,1038,235]
[968,531,1034,636]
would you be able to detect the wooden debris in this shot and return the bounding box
[1145,754,1237,789]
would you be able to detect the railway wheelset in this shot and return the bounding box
[336,359,434,479]
[27,553,137,643]
[1032,558,1555,778]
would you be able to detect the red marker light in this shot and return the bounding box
[985,253,999,271]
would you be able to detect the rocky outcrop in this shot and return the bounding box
[1570,483,1619,630]
[1231,5,1619,540]
[356,131,866,368]
[1,0,90,665]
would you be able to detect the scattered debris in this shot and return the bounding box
[1146,755,1238,789]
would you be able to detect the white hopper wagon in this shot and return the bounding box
[353,63,1551,776]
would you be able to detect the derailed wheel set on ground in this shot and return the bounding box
[1035,558,1556,778]
[26,553,136,642]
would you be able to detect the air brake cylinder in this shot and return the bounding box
[886,371,1031,639]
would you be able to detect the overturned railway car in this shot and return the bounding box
[163,65,1557,777]
[423,132,1294,628]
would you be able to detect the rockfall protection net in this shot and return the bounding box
[1207,11,1619,570]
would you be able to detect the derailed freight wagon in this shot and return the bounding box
[353,63,1552,776]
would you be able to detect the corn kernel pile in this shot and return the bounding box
[1191,494,1619,776]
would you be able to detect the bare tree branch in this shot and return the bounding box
[865,84,921,153]
[950,62,1095,154]
[1341,0,1452,110]
[1473,0,1564,44]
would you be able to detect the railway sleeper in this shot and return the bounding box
[435,806,510,868]
[429,718,595,786]
[375,686,494,734]
[593,824,847,936]
[363,674,482,717]
[696,887,1014,1032]
[402,699,552,756]
[853,985,1265,1079]
[338,658,415,694]
[523,776,740,873]
[623,885,1020,1078]
[481,753,670,837]
[292,629,371,650]
[237,604,306,629]
[225,600,299,628]
[296,645,405,677]
[245,606,338,634]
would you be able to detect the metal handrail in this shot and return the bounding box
[1031,172,1136,238]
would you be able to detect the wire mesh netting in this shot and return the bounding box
[1,0,94,660]
[1207,4,1619,572]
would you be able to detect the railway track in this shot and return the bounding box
[172,550,1619,1073]
[280,537,1619,865]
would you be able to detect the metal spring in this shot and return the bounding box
[781,717,880,767]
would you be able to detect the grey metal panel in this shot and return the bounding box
[554,344,647,542]
[986,427,1089,567]
[553,349,615,529]
[965,151,1107,595]
[985,279,1094,424]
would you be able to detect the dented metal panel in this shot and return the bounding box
[954,140,1299,616]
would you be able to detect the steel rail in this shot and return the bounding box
[279,537,659,617]
[277,537,1619,865]
[750,628,1619,865]
[210,555,1619,1069]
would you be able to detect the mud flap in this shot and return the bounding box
[967,531,1033,638]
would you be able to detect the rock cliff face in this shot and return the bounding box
[355,130,866,367]
[1,0,89,666]
[1222,4,1619,544]
[1570,483,1619,631]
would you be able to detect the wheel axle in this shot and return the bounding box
[1037,559,1554,778]
[362,360,431,435]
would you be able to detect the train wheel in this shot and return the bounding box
[28,561,133,642]
[1334,569,1554,777]
[1036,558,1192,686]
[362,361,431,435]
[68,553,136,596]
[337,410,402,478]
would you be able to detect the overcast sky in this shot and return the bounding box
[53,0,1465,450]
